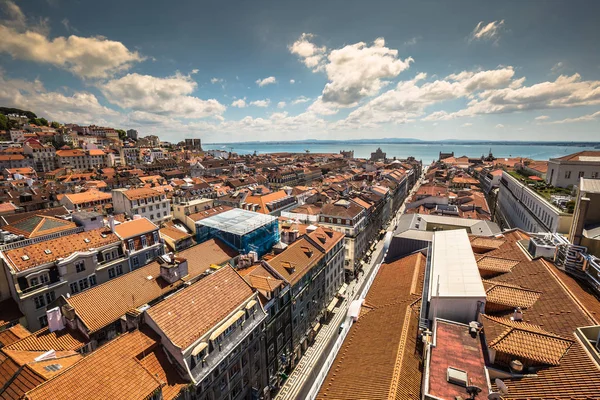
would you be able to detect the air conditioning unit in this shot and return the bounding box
[528,236,557,259]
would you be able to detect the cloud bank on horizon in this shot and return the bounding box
[0,0,599,143]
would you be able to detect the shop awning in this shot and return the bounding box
[209,310,245,341]
[326,298,338,313]
[337,283,348,296]
[191,342,208,356]
[313,323,321,333]
[245,299,257,310]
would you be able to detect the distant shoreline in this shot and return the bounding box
[205,140,600,147]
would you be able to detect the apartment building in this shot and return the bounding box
[59,189,113,211]
[112,217,163,270]
[23,139,56,172]
[145,266,268,400]
[267,227,345,367]
[318,199,367,278]
[497,171,572,233]
[55,149,108,169]
[237,260,292,394]
[569,177,600,257]
[112,187,171,224]
[0,227,126,331]
[547,150,600,188]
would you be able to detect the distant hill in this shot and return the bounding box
[0,107,38,120]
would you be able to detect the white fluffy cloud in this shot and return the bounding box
[495,123,505,128]
[277,101,286,109]
[292,96,311,105]
[290,34,413,107]
[231,98,247,108]
[0,2,143,78]
[250,99,270,107]
[535,115,550,121]
[470,20,505,43]
[290,79,295,84]
[548,111,600,124]
[211,77,224,84]
[100,72,225,118]
[0,72,118,124]
[345,67,516,125]
[289,33,327,70]
[256,76,277,87]
[438,73,600,119]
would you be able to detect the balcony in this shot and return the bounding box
[190,309,266,385]
[19,278,66,298]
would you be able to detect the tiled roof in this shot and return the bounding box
[66,239,236,334]
[268,237,324,285]
[483,280,541,310]
[4,215,76,238]
[62,189,112,205]
[317,252,426,400]
[307,226,344,253]
[23,329,163,400]
[121,187,161,200]
[0,325,30,348]
[481,315,572,366]
[4,327,87,352]
[139,347,187,400]
[470,236,506,249]
[159,226,191,241]
[113,217,157,239]
[472,230,600,398]
[239,264,284,295]
[4,227,119,272]
[476,255,520,274]
[146,266,254,349]
[554,150,600,162]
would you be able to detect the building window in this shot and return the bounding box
[132,256,139,269]
[39,274,49,284]
[30,277,39,287]
[116,265,123,275]
[141,235,147,247]
[146,251,152,262]
[39,315,48,328]
[89,275,97,286]
[565,171,571,179]
[153,231,159,243]
[592,172,599,179]
[105,251,112,262]
[579,171,585,178]
[45,291,55,304]
[141,207,146,213]
[70,282,79,294]
[128,240,135,251]
[34,295,45,309]
[108,268,116,279]
[75,261,85,273]
[78,278,89,291]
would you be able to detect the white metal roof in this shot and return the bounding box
[580,178,600,194]
[429,229,486,299]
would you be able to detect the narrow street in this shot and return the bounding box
[275,173,424,400]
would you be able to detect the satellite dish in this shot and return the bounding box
[495,378,509,394]
[488,393,503,400]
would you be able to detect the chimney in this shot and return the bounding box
[108,214,116,232]
[512,307,523,321]
[159,254,189,283]
[46,307,65,333]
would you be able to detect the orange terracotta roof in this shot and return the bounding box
[121,187,161,200]
[4,227,119,272]
[188,205,233,222]
[159,226,191,241]
[62,189,111,205]
[23,330,163,400]
[317,252,426,400]
[476,255,521,274]
[113,217,157,239]
[146,266,254,349]
[139,347,187,400]
[481,315,573,366]
[244,190,291,214]
[483,280,542,310]
[65,239,236,333]
[268,237,323,285]
[0,325,30,348]
[4,327,87,352]
[3,215,77,239]
[308,226,344,253]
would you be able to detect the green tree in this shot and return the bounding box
[38,118,49,126]
[51,121,60,129]
[116,129,127,140]
[0,114,8,131]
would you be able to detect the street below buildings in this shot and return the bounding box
[274,174,424,400]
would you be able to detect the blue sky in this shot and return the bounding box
[1,0,599,143]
